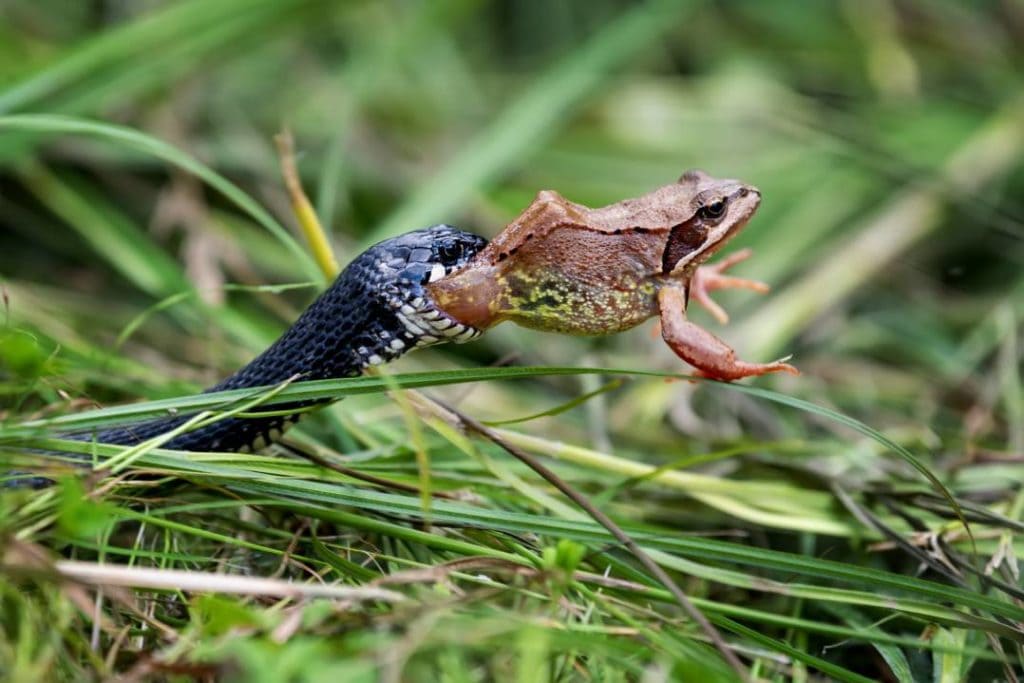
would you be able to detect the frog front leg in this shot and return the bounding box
[657,287,798,381]
[689,248,769,324]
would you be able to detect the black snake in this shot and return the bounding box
[7,225,488,485]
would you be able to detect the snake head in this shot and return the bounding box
[369,225,489,349]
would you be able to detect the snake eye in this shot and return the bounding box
[437,240,463,263]
[700,199,727,220]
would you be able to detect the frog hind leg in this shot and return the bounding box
[657,286,799,381]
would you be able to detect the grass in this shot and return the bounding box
[1,1,1023,681]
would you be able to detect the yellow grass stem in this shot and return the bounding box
[275,129,340,280]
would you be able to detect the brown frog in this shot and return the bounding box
[428,170,798,381]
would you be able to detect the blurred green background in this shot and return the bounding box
[1,1,1023,681]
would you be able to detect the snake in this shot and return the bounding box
[6,226,488,486]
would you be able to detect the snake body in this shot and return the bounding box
[7,227,488,484]
[97,225,488,452]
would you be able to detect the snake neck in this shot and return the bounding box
[220,269,406,390]
[95,268,401,452]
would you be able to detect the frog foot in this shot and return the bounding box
[658,287,799,381]
[690,248,769,325]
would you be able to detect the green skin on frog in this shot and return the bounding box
[428,170,798,381]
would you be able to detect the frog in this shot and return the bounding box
[427,170,798,381]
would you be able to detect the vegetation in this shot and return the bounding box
[1,1,1022,680]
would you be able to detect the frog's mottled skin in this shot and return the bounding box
[428,170,797,381]
[483,214,664,335]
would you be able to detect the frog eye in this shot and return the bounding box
[700,199,727,220]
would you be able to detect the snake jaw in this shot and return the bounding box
[390,291,484,350]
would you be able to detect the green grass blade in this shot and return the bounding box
[0,114,322,283]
